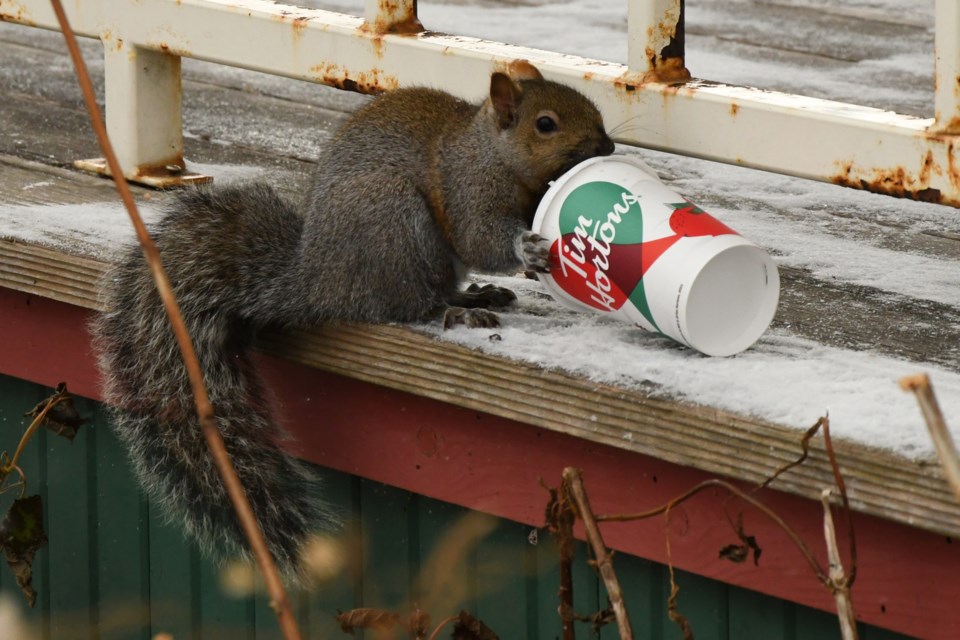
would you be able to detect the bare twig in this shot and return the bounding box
[544,482,577,640]
[596,478,830,585]
[663,506,693,640]
[48,2,300,638]
[562,468,633,640]
[821,489,858,640]
[426,615,459,640]
[901,374,960,503]
[755,418,825,492]
[1,388,70,487]
[820,417,856,586]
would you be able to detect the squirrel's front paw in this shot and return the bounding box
[443,307,501,330]
[518,231,551,273]
[450,283,517,309]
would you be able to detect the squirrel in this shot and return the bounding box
[91,61,615,578]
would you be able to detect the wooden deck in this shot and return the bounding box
[1,2,958,637]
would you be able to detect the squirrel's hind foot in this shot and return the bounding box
[443,307,501,330]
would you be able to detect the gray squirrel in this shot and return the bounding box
[91,61,614,578]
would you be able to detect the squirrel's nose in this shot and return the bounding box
[598,134,615,156]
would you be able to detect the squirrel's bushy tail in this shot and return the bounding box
[91,183,338,576]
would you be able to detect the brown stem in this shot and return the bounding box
[48,2,301,638]
[2,392,68,482]
[663,508,693,640]
[821,489,858,640]
[549,484,576,640]
[901,374,960,504]
[820,417,856,587]
[426,615,460,640]
[563,468,633,640]
[755,417,825,492]
[596,478,830,585]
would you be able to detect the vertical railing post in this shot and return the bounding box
[627,0,689,82]
[363,0,422,34]
[934,0,960,133]
[74,41,210,187]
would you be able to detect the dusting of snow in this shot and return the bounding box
[0,201,157,261]
[426,273,960,460]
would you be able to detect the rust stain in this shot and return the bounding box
[100,29,125,53]
[729,102,740,117]
[292,16,310,39]
[152,40,191,58]
[309,62,399,95]
[934,115,960,136]
[361,0,424,36]
[832,160,855,186]
[830,158,946,205]
[0,1,33,25]
[641,1,686,83]
[612,62,690,102]
[948,142,960,193]
[133,154,186,179]
[612,74,639,94]
[370,34,385,60]
[640,57,692,85]
[919,149,943,184]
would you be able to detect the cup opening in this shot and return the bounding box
[682,245,779,357]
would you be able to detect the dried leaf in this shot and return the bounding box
[0,495,47,607]
[336,608,401,635]
[736,513,762,566]
[451,610,499,640]
[24,383,86,442]
[718,543,749,564]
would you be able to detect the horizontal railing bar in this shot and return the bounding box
[1,0,956,206]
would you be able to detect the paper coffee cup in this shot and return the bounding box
[531,155,779,357]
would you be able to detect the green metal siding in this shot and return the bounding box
[0,374,910,639]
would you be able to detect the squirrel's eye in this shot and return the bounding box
[536,115,558,133]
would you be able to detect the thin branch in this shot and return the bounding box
[820,417,856,587]
[1,391,69,484]
[663,505,693,640]
[821,489,858,640]
[562,468,633,640]
[596,478,830,585]
[545,481,577,640]
[48,2,300,638]
[901,374,960,503]
[426,615,459,640]
[755,417,825,492]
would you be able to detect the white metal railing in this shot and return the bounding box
[3,0,960,206]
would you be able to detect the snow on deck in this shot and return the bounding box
[1,0,958,460]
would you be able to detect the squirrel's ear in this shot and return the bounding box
[508,59,544,82]
[490,72,523,129]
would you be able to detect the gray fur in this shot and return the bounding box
[91,73,613,578]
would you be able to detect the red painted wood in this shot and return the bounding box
[1,286,955,638]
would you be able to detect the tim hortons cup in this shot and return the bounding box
[531,155,780,357]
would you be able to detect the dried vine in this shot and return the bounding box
[544,415,858,639]
[48,1,300,637]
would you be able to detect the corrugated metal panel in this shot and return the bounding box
[0,374,909,639]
